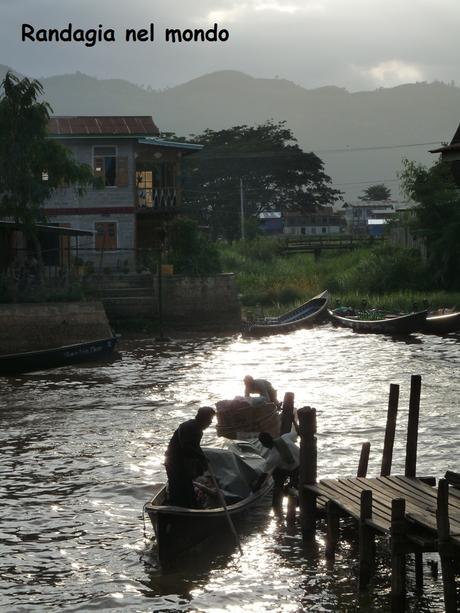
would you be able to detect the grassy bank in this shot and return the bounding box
[218,238,460,316]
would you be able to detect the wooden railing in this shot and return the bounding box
[136,187,177,210]
[281,234,379,253]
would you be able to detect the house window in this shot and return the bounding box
[94,146,117,186]
[136,170,153,207]
[322,227,327,233]
[301,227,306,235]
[95,222,117,250]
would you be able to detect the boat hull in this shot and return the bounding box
[423,312,460,335]
[243,290,329,337]
[328,310,427,335]
[146,478,272,567]
[0,336,118,375]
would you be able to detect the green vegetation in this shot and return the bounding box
[0,273,86,303]
[359,183,391,201]
[400,159,460,290]
[168,217,221,275]
[182,120,342,240]
[218,237,460,316]
[0,72,96,281]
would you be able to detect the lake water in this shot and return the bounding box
[0,325,459,612]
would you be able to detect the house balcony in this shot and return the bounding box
[135,187,178,211]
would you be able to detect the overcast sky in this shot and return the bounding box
[1,0,459,91]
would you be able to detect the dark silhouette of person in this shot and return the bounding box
[164,406,215,508]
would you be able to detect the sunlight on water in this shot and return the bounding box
[0,325,458,611]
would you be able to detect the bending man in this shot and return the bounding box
[243,375,278,405]
[164,406,215,508]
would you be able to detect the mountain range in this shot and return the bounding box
[2,65,459,200]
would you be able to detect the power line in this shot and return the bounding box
[316,141,442,153]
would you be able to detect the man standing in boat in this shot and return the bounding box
[164,406,215,508]
[254,431,299,503]
[243,375,279,406]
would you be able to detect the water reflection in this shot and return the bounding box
[0,328,458,611]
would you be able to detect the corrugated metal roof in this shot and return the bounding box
[138,137,203,151]
[0,220,94,236]
[48,116,159,136]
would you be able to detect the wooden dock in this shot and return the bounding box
[287,375,460,612]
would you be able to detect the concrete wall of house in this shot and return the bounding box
[0,301,113,354]
[46,213,136,269]
[49,138,136,207]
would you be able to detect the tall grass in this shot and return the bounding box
[218,238,459,315]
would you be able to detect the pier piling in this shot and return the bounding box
[405,375,421,478]
[381,383,399,476]
[357,442,371,478]
[298,406,317,537]
[391,498,407,612]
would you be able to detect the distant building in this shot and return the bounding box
[258,211,283,235]
[338,200,415,236]
[283,208,346,236]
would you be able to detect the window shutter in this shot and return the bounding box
[116,156,129,187]
[94,157,105,182]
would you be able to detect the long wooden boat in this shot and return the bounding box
[328,309,427,335]
[422,311,460,335]
[145,443,273,567]
[242,290,329,337]
[0,336,118,375]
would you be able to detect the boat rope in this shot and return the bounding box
[142,501,149,540]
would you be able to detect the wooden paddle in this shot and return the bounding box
[207,463,243,555]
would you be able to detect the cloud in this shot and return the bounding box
[362,60,425,87]
[205,0,324,23]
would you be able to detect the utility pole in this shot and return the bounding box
[240,178,245,240]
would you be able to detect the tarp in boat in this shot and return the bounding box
[203,442,266,501]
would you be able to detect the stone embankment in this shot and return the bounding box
[0,302,113,354]
[83,272,242,330]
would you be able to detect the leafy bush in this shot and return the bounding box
[168,217,222,275]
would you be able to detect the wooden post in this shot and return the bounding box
[381,383,399,476]
[359,489,375,590]
[437,479,458,613]
[325,501,340,559]
[280,392,295,434]
[405,375,421,478]
[286,493,297,523]
[298,406,317,537]
[415,552,424,594]
[391,498,407,612]
[357,442,371,478]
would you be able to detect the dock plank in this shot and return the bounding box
[306,475,460,553]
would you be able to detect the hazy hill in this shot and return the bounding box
[1,65,458,199]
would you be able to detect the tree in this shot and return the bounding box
[182,121,342,240]
[400,159,460,289]
[0,71,95,278]
[359,183,391,201]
